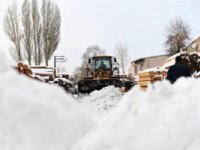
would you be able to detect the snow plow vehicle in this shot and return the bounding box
[78,56,133,93]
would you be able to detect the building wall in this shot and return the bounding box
[187,37,200,53]
[128,65,135,77]
[128,55,169,77]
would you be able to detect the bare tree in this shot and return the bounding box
[82,45,105,66]
[4,2,23,62]
[4,0,60,65]
[32,0,43,65]
[37,24,43,65]
[164,17,191,55]
[72,67,83,82]
[74,45,105,79]
[114,42,129,75]
[22,0,32,65]
[42,0,61,66]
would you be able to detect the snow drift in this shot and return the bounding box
[2,48,200,150]
[79,86,122,116]
[73,78,200,150]
[0,50,95,150]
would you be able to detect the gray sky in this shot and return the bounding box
[1,0,200,74]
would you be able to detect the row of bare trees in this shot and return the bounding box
[4,0,61,66]
[73,16,191,80]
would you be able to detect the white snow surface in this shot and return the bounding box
[0,51,95,150]
[0,50,10,72]
[140,67,167,73]
[73,78,200,150]
[79,86,122,116]
[2,49,200,150]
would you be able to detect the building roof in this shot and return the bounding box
[186,36,200,49]
[131,54,169,64]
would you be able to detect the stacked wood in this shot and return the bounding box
[139,70,167,91]
[14,63,55,82]
[30,66,55,82]
[15,62,33,77]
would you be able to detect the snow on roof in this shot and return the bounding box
[162,52,200,69]
[31,68,54,75]
[190,52,200,56]
[162,52,185,69]
[164,52,183,64]
[161,59,175,69]
[132,54,168,64]
[140,67,167,73]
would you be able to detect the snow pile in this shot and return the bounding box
[0,51,95,150]
[73,78,200,150]
[0,50,10,72]
[3,47,200,150]
[79,86,122,116]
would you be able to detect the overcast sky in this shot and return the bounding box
[1,0,200,74]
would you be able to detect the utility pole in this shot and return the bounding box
[54,56,65,68]
[54,56,67,76]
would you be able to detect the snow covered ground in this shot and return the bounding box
[0,51,95,150]
[78,86,122,116]
[1,49,200,150]
[73,79,200,150]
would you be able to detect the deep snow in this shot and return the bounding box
[78,86,122,116]
[73,79,200,150]
[1,49,200,150]
[0,50,95,150]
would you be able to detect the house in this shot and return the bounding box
[186,37,200,53]
[128,54,169,77]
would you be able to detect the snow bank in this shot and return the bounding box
[79,86,122,116]
[0,51,95,150]
[0,50,10,72]
[4,47,200,150]
[73,78,200,150]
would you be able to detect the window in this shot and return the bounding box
[95,58,111,70]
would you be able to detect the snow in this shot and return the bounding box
[31,68,54,75]
[0,51,95,150]
[2,48,200,150]
[140,66,167,73]
[162,59,175,69]
[162,52,182,69]
[31,74,46,82]
[78,86,122,116]
[72,78,200,150]
[0,50,10,72]
[53,77,73,84]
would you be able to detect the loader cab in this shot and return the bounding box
[92,56,112,71]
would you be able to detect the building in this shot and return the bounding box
[128,54,169,77]
[186,37,200,53]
